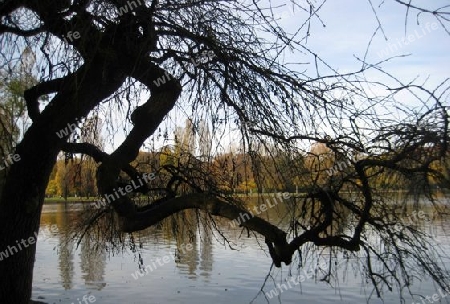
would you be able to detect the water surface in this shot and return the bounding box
[32,200,450,304]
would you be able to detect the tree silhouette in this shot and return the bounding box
[0,0,449,303]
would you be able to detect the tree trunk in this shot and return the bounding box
[0,58,125,303]
[0,129,58,303]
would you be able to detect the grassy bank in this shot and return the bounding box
[44,197,95,204]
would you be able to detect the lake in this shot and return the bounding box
[32,198,450,304]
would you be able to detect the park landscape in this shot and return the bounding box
[0,0,449,303]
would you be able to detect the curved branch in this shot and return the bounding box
[24,77,65,121]
[0,24,44,36]
[117,190,364,267]
[94,60,182,220]
[62,142,108,163]
[120,192,293,266]
[62,142,149,193]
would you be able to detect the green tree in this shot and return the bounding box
[0,47,37,157]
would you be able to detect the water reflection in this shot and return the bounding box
[39,203,107,291]
[198,214,213,281]
[79,236,106,290]
[33,199,450,304]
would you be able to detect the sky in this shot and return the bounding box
[277,0,449,87]
[6,1,447,154]
[101,0,450,153]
